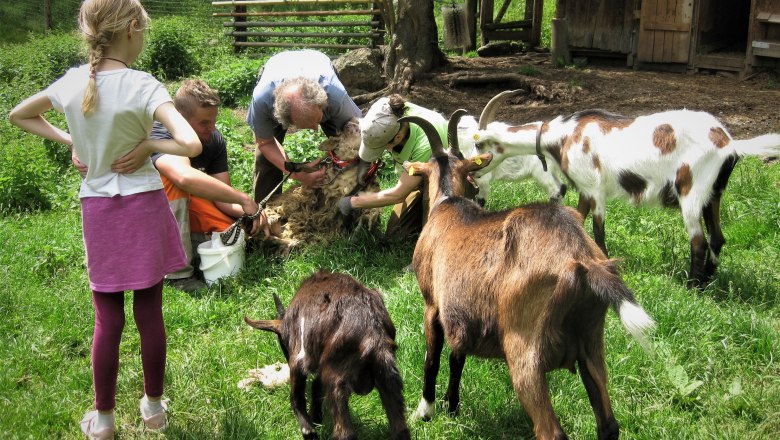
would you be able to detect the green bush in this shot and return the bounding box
[137,16,200,81]
[0,32,83,90]
[0,128,57,214]
[201,57,266,107]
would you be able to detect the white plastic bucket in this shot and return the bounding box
[197,229,246,285]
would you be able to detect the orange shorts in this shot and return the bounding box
[161,175,234,233]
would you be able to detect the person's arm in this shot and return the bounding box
[111,102,202,174]
[8,90,72,146]
[209,171,245,219]
[254,135,326,188]
[350,172,422,209]
[155,155,268,237]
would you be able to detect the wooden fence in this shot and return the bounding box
[212,0,395,52]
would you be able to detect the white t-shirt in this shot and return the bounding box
[47,65,172,198]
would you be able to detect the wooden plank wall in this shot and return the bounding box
[749,0,780,68]
[638,0,692,64]
[564,0,634,53]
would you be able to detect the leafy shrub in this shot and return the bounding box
[216,109,255,194]
[0,128,57,214]
[0,32,83,90]
[201,57,266,107]
[136,16,199,81]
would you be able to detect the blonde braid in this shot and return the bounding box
[81,40,105,114]
[78,0,150,114]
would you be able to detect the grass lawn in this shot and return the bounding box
[1,149,778,439]
[1,2,778,438]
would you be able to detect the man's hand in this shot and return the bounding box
[292,158,327,188]
[338,196,354,216]
[356,159,372,186]
[241,199,270,238]
[250,210,270,238]
[71,145,87,178]
[111,140,152,174]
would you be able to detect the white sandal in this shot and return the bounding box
[140,397,168,430]
[80,410,115,440]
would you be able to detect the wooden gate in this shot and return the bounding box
[636,0,693,64]
[480,0,544,48]
[212,0,394,52]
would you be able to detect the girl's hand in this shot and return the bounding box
[111,141,151,174]
[71,145,88,178]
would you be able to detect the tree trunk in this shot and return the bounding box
[44,0,52,30]
[384,0,446,93]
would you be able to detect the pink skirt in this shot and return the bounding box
[81,190,187,292]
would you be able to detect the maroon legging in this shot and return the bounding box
[91,280,166,411]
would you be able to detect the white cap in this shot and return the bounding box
[358,98,400,162]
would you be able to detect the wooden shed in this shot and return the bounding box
[557,0,780,76]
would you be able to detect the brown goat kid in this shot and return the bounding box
[402,111,655,440]
[244,271,410,440]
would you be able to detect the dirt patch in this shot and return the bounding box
[406,54,780,138]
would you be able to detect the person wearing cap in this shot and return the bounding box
[247,49,362,203]
[338,94,448,240]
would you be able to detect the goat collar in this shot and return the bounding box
[535,122,548,172]
[327,150,358,170]
[346,160,381,196]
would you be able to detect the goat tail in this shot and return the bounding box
[730,133,780,158]
[581,261,656,350]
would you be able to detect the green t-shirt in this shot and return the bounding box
[391,103,448,173]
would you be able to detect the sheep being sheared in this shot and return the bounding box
[261,119,382,252]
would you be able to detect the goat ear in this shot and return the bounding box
[464,153,493,172]
[402,160,428,177]
[244,316,283,335]
[272,293,286,320]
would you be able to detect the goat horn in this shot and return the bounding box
[272,292,286,319]
[398,115,446,158]
[478,89,523,130]
[448,109,468,159]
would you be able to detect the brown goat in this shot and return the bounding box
[244,271,410,440]
[402,111,655,440]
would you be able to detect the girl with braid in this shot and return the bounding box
[9,0,201,437]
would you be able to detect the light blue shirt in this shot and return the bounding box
[246,50,361,139]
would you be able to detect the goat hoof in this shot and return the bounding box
[301,430,319,440]
[412,398,435,421]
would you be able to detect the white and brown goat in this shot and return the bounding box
[262,119,382,252]
[245,270,410,440]
[456,114,567,204]
[403,111,655,440]
[473,91,780,287]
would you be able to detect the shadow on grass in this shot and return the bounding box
[705,266,779,309]
[163,406,261,439]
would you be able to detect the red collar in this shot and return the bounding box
[327,150,358,170]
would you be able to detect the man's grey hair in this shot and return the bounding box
[273,77,328,129]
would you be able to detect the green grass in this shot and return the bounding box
[1,150,779,439]
[2,1,779,438]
